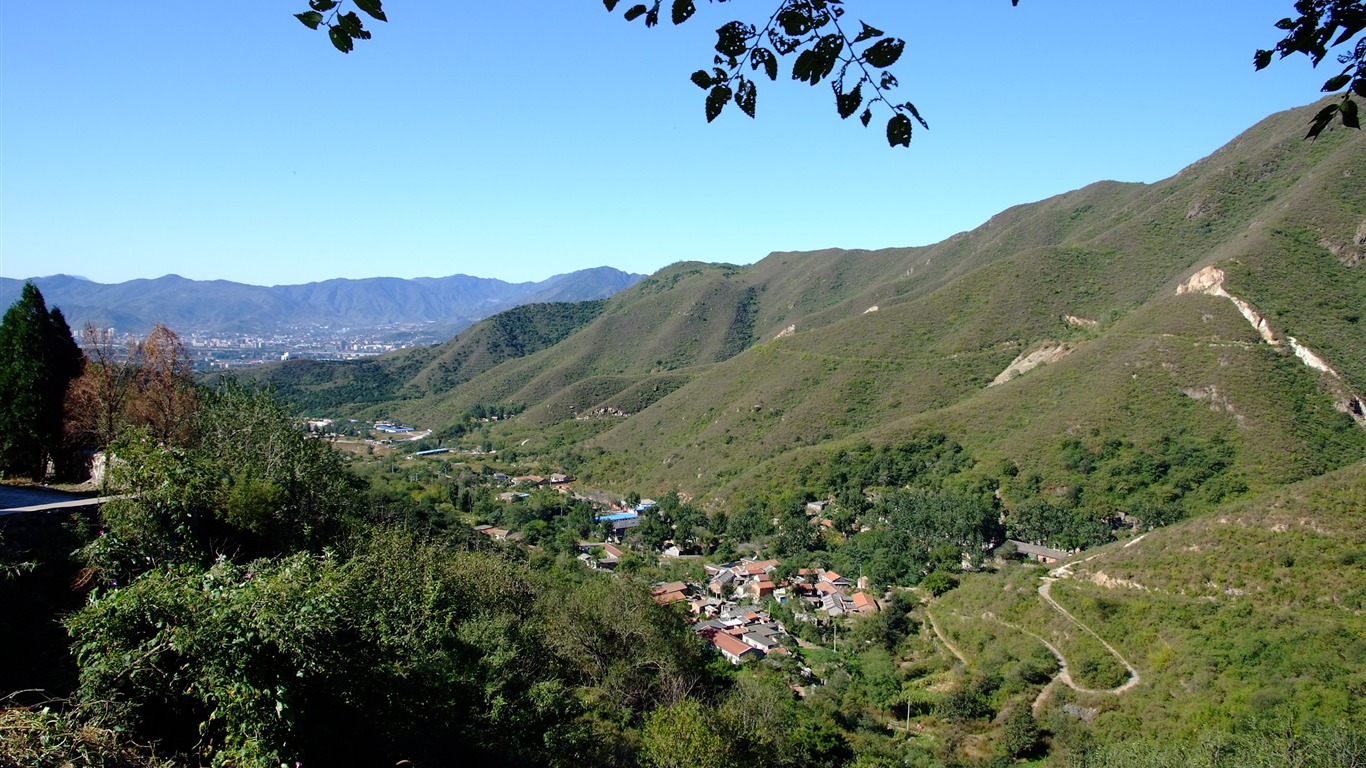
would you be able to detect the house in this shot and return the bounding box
[818,571,851,588]
[850,591,879,614]
[821,592,857,616]
[708,630,763,664]
[549,473,571,484]
[734,559,780,578]
[594,511,640,535]
[749,579,776,600]
[1011,540,1071,564]
[814,580,841,596]
[806,500,829,515]
[652,581,689,605]
[576,541,624,569]
[512,475,545,486]
[708,570,737,596]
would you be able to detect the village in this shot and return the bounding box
[335,418,1073,673]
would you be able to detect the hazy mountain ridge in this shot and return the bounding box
[328,99,1366,507]
[0,267,643,336]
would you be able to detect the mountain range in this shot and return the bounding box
[0,267,643,337]
[253,98,1365,511]
[233,97,1366,749]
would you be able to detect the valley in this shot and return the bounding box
[4,97,1365,767]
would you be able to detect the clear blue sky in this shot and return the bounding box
[0,1,1334,286]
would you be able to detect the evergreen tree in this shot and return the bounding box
[0,282,82,480]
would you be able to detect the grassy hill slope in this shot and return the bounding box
[265,99,1364,514]
[934,458,1366,742]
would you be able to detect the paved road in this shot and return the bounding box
[0,485,111,517]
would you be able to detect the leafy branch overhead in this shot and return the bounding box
[1255,0,1366,137]
[295,1,1363,148]
[604,0,988,147]
[293,0,387,54]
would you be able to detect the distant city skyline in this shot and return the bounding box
[1,1,1337,286]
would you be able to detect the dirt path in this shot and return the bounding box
[925,610,969,666]
[986,534,1146,699]
[1035,578,1141,693]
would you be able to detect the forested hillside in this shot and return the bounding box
[8,97,1365,768]
[279,99,1366,515]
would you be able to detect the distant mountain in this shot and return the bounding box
[0,268,643,337]
[251,97,1365,509]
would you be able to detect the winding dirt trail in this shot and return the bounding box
[925,609,969,666]
[990,534,1147,703]
[1035,578,1141,693]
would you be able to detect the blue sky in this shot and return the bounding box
[0,1,1336,286]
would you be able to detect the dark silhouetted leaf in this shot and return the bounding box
[624,4,647,21]
[792,49,817,84]
[860,108,872,127]
[295,11,324,29]
[811,34,843,82]
[706,84,731,122]
[1354,79,1366,98]
[886,113,913,147]
[309,0,338,11]
[735,79,756,118]
[716,21,751,57]
[905,101,927,129]
[645,1,660,28]
[1323,72,1353,91]
[328,25,353,52]
[672,0,695,25]
[751,47,778,81]
[337,11,370,39]
[836,82,863,119]
[863,37,904,68]
[1306,102,1339,139]
[1254,49,1274,70]
[777,8,812,36]
[1342,97,1360,129]
[604,0,621,10]
[353,0,386,22]
[690,69,713,89]
[854,21,883,43]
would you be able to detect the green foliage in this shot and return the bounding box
[1255,0,1366,138]
[1065,721,1366,767]
[640,699,733,768]
[1000,704,1040,758]
[937,674,999,722]
[0,281,83,480]
[85,381,360,583]
[920,570,958,597]
[66,527,717,767]
[0,703,172,768]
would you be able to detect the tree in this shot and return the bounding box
[1000,704,1041,759]
[127,324,196,445]
[63,323,141,489]
[293,1,1366,144]
[0,282,83,480]
[640,699,733,768]
[1256,0,1366,137]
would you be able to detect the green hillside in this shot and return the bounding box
[932,459,1366,746]
[277,100,1365,519]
